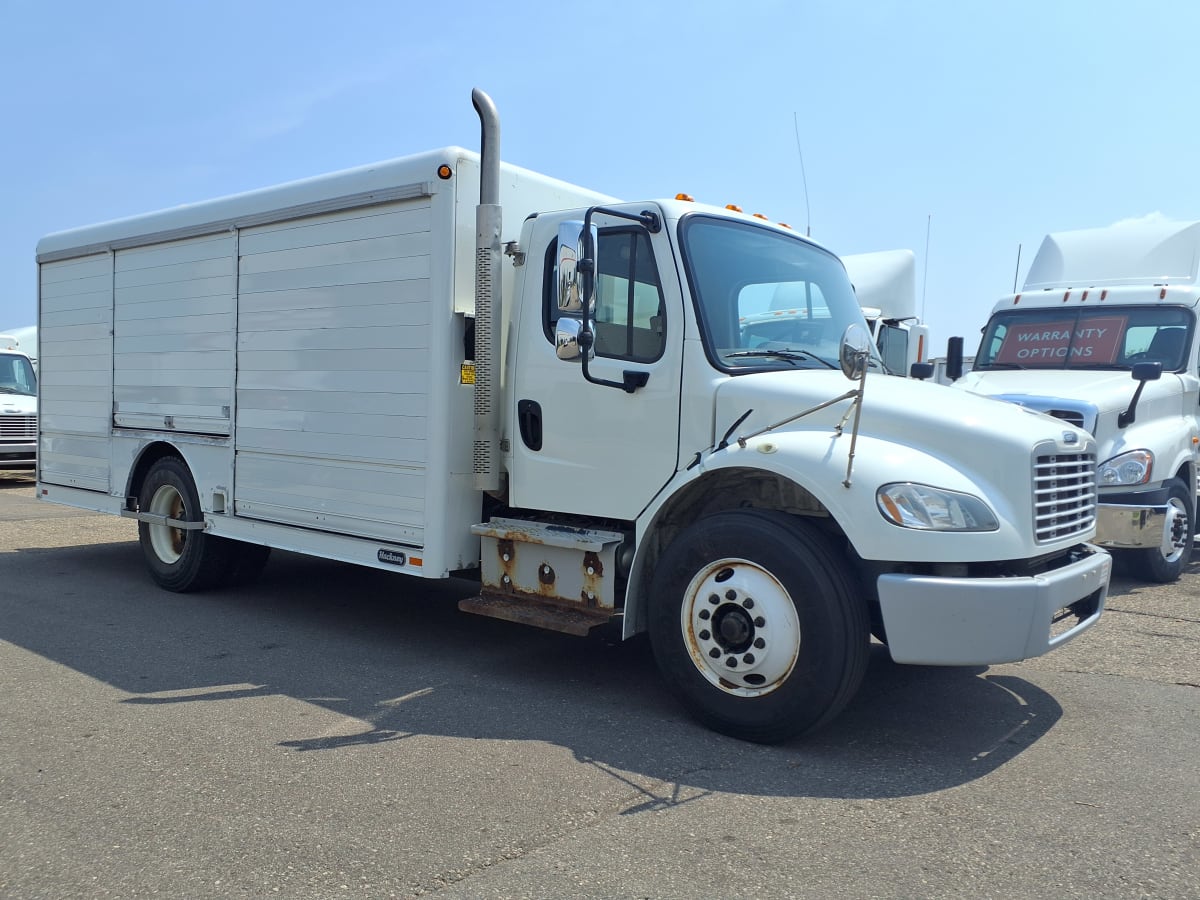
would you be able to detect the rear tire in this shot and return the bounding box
[648,509,869,743]
[1126,477,1194,583]
[137,456,232,592]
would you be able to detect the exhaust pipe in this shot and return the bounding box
[471,88,502,493]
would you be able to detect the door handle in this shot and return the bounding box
[518,399,542,451]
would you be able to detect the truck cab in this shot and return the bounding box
[956,220,1200,582]
[0,337,37,470]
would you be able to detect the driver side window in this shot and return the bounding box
[544,226,666,363]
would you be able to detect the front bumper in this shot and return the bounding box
[1095,502,1173,550]
[877,544,1110,665]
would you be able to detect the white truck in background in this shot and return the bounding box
[0,333,38,470]
[952,219,1200,582]
[842,249,930,377]
[35,89,1109,742]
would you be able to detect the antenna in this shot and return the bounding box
[1012,243,1022,292]
[921,214,931,320]
[792,112,811,237]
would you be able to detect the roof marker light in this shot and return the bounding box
[1081,290,1089,301]
[1063,291,1071,302]
[1161,287,1167,299]
[1101,289,1108,300]
[1013,294,1021,304]
[753,213,769,220]
[725,204,743,212]
[676,193,695,202]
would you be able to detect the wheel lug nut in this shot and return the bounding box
[725,656,738,667]
[699,629,711,641]
[743,653,755,664]
[742,598,754,609]
[753,637,766,649]
[709,648,721,659]
[699,609,710,620]
[725,590,737,601]
[708,594,720,605]
[754,616,765,627]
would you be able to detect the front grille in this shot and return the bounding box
[0,414,36,439]
[1034,451,1096,542]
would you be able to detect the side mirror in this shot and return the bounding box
[1119,361,1162,428]
[555,317,585,361]
[839,324,871,380]
[1131,361,1163,383]
[910,362,935,380]
[557,220,597,314]
[945,336,964,381]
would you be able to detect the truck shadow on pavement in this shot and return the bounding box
[2,538,1084,802]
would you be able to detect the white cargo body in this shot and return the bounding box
[36,90,1110,743]
[956,219,1200,582]
[37,148,608,577]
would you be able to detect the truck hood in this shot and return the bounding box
[713,370,1086,464]
[956,368,1154,415]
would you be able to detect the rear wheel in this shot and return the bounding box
[648,509,869,743]
[1126,477,1194,583]
[137,456,232,592]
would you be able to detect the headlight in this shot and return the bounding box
[877,483,999,531]
[1097,449,1152,486]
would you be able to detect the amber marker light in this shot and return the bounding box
[437,164,453,180]
[753,213,769,220]
[725,204,743,212]
[676,193,695,202]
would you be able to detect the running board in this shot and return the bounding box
[459,593,615,636]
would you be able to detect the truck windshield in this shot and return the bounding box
[679,215,876,371]
[0,353,36,396]
[974,306,1194,372]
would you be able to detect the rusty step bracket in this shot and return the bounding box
[459,592,615,636]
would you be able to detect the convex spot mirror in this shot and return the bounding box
[840,323,871,379]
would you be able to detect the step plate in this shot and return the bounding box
[459,593,614,636]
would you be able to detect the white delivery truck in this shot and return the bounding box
[953,219,1200,583]
[35,89,1109,742]
[0,334,38,469]
[842,249,931,377]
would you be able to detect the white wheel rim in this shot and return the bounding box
[147,483,186,565]
[680,558,801,698]
[1159,496,1190,563]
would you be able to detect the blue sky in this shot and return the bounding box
[4,0,1200,353]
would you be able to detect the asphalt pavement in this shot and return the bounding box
[1,471,1196,899]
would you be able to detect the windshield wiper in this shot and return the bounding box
[726,349,837,369]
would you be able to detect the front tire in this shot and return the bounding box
[648,509,869,743]
[137,456,232,592]
[1126,477,1194,583]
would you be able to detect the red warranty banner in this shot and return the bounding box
[996,316,1126,366]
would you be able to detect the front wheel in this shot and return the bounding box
[1125,477,1195,583]
[648,509,869,743]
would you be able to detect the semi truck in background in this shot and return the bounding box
[953,219,1200,582]
[35,89,1108,742]
[842,249,930,377]
[0,332,37,469]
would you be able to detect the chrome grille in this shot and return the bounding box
[0,414,36,439]
[1045,409,1086,430]
[1034,451,1096,543]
